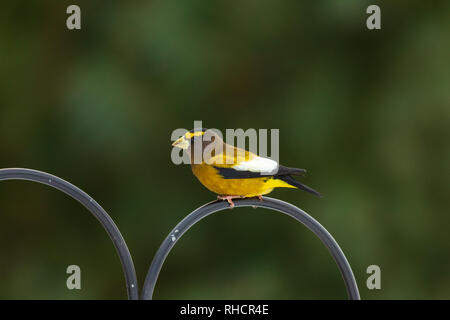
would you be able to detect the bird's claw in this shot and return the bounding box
[217,195,241,208]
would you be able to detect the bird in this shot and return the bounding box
[172,128,322,207]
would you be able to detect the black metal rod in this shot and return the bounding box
[142,196,360,300]
[0,168,139,300]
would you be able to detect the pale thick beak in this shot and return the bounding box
[172,136,189,149]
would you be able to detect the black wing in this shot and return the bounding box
[213,166,269,179]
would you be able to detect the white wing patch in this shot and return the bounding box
[232,156,278,174]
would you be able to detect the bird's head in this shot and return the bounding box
[172,128,223,164]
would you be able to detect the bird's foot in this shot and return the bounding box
[217,195,242,208]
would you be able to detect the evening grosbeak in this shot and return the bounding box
[172,128,322,207]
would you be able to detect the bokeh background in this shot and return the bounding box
[0,0,449,299]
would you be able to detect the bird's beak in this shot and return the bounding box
[172,136,189,149]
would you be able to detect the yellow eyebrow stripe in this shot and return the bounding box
[185,131,205,139]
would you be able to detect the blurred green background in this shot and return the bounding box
[0,0,449,299]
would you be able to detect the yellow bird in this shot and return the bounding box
[172,128,322,207]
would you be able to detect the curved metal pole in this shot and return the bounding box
[0,168,139,300]
[142,196,360,300]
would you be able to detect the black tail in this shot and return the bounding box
[277,175,322,198]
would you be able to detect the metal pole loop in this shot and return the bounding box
[0,168,359,300]
[142,197,360,300]
[0,168,139,300]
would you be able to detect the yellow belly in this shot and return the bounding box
[191,164,295,197]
